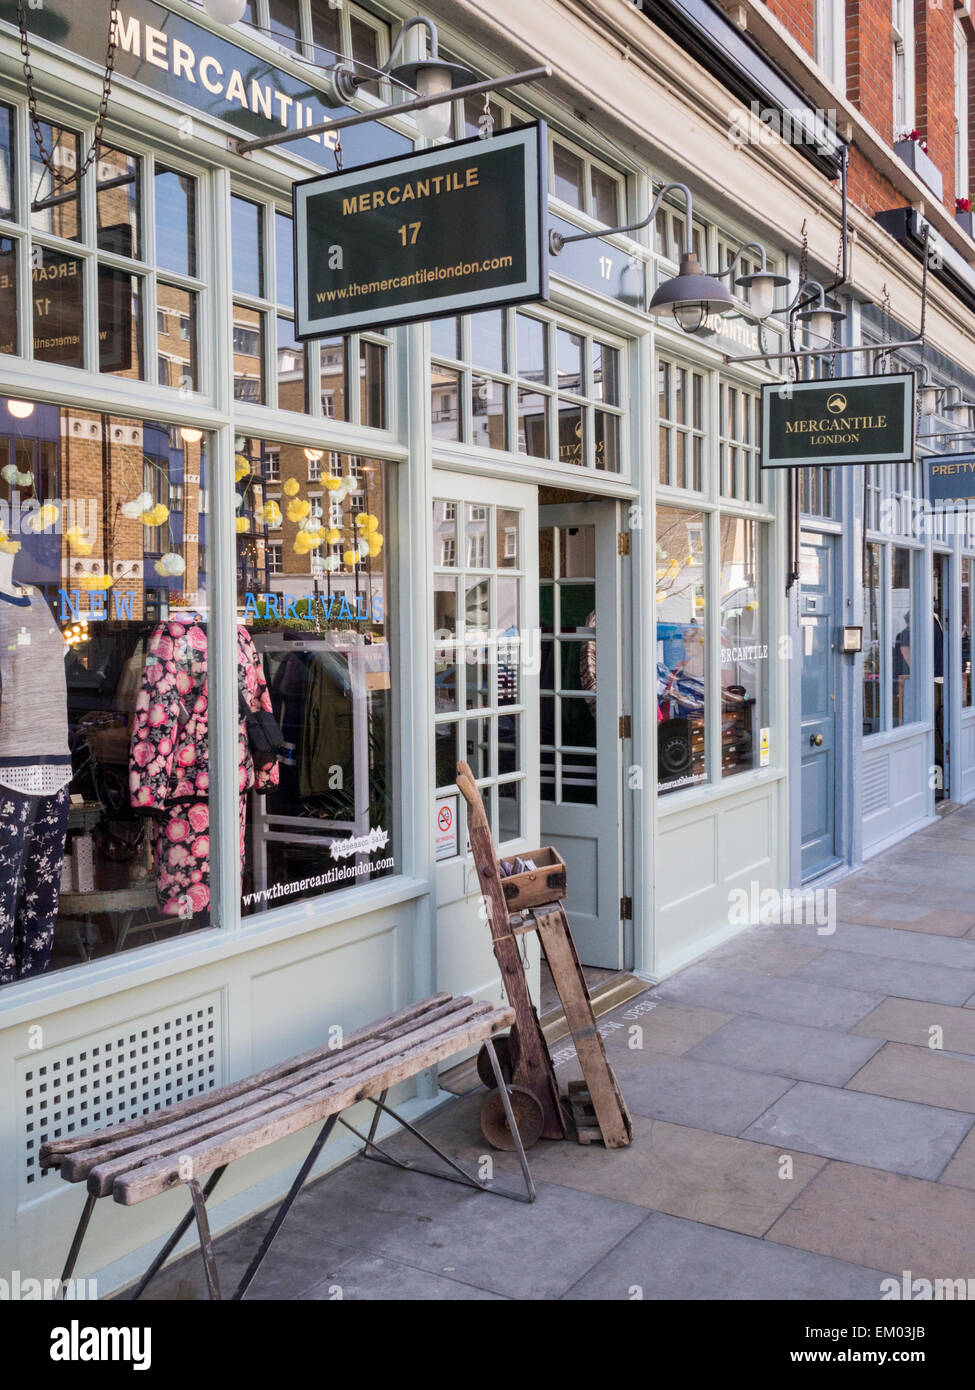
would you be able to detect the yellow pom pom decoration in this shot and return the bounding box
[343,549,357,566]
[293,532,312,555]
[325,527,341,544]
[282,478,300,497]
[323,476,342,491]
[287,498,311,523]
[235,454,251,481]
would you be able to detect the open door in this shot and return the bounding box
[539,500,624,969]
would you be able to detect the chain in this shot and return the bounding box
[18,0,119,188]
[333,131,344,171]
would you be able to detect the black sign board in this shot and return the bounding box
[761,373,915,468]
[294,125,547,338]
[926,453,975,504]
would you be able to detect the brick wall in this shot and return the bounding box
[913,0,955,207]
[845,0,893,145]
[766,0,815,55]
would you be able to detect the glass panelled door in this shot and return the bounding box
[539,501,623,968]
[800,531,839,879]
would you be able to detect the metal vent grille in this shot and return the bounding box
[863,758,890,817]
[18,994,221,1201]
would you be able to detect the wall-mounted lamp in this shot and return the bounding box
[716,242,790,321]
[792,281,846,345]
[329,15,473,140]
[550,182,765,335]
[944,389,975,431]
[917,369,945,418]
[202,0,248,23]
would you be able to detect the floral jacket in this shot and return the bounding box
[129,621,279,812]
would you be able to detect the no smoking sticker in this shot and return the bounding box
[435,796,458,861]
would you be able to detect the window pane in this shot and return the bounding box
[32,246,84,369]
[557,402,584,466]
[720,518,766,778]
[350,17,382,95]
[269,0,299,47]
[157,284,198,391]
[471,376,507,451]
[594,342,620,406]
[97,148,141,259]
[430,316,460,359]
[275,211,294,309]
[591,165,620,225]
[433,500,458,567]
[516,313,547,382]
[470,311,505,373]
[231,196,264,298]
[963,556,972,708]
[863,542,883,734]
[233,305,265,403]
[99,268,144,379]
[556,330,583,394]
[656,506,707,792]
[236,448,395,913]
[276,316,306,412]
[552,142,584,208]
[0,237,16,355]
[518,390,548,457]
[432,365,461,440]
[310,0,341,58]
[0,406,212,985]
[319,335,348,421]
[155,170,197,277]
[595,410,620,473]
[0,104,13,219]
[30,122,80,240]
[359,339,387,428]
[891,546,915,727]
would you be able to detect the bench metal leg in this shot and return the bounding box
[54,1191,97,1300]
[231,1114,339,1302]
[131,1165,227,1301]
[188,1179,222,1301]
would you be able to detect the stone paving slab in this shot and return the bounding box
[297,1254,506,1301]
[766,1162,975,1282]
[794,949,975,1006]
[741,1082,973,1178]
[651,963,883,1029]
[786,921,975,971]
[586,999,732,1058]
[686,1015,883,1086]
[611,1052,795,1136]
[845,1042,975,1113]
[563,1212,891,1301]
[939,1128,975,1192]
[852,996,975,1055]
[840,909,975,938]
[702,936,824,977]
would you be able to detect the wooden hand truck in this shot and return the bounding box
[456,762,632,1152]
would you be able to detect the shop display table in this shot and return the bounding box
[56,884,161,958]
[41,993,535,1301]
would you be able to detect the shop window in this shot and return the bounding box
[0,104,13,220]
[654,204,706,266]
[719,383,762,504]
[30,122,81,242]
[719,518,767,778]
[0,399,212,988]
[155,169,197,279]
[431,309,625,471]
[96,149,141,260]
[277,316,307,414]
[891,545,916,728]
[540,523,598,805]
[233,306,266,404]
[235,442,395,913]
[433,498,526,845]
[962,556,973,707]
[799,467,833,519]
[231,196,265,299]
[32,246,84,372]
[658,358,705,490]
[863,542,883,735]
[98,269,145,380]
[157,286,198,392]
[252,0,390,99]
[656,505,707,793]
[269,0,300,48]
[549,135,623,227]
[0,237,15,356]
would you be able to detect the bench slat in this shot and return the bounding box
[113,1007,515,1205]
[77,1001,501,1195]
[40,993,456,1167]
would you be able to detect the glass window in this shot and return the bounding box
[0,237,15,356]
[0,104,13,220]
[358,339,386,430]
[269,0,300,47]
[349,16,382,95]
[236,445,395,913]
[233,305,265,404]
[430,317,460,360]
[319,336,348,421]
[470,312,505,374]
[863,542,883,735]
[276,316,306,413]
[30,122,81,241]
[310,0,342,58]
[157,285,198,391]
[656,506,707,792]
[96,148,141,259]
[275,211,294,311]
[155,169,197,278]
[0,401,212,987]
[659,355,705,491]
[98,268,144,379]
[720,518,766,778]
[891,546,916,727]
[32,246,84,370]
[231,196,264,298]
[591,165,620,226]
[963,557,973,708]
[540,523,597,805]
[432,367,462,440]
[552,143,584,209]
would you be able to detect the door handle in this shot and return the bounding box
[809,733,823,747]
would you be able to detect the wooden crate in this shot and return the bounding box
[500,847,567,909]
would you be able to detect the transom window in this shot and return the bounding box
[430,309,625,473]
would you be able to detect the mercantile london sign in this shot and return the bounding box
[761,373,915,468]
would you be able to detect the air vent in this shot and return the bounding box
[18,994,221,1203]
[863,758,890,817]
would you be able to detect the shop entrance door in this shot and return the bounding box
[800,530,840,879]
[934,554,949,801]
[538,501,624,969]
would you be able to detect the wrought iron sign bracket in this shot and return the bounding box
[227,66,553,157]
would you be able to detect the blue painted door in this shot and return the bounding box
[800,531,839,879]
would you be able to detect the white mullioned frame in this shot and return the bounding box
[814,0,847,91]
[956,18,970,199]
[892,0,915,136]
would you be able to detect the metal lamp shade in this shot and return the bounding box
[390,58,476,139]
[735,269,790,320]
[648,253,737,333]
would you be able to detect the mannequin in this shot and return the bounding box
[129,618,278,918]
[0,549,72,984]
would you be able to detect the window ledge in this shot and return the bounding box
[893,140,944,202]
[862,722,928,750]
[657,766,785,816]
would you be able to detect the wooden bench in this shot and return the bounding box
[41,993,535,1301]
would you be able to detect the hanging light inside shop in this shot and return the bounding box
[6,400,34,419]
[793,281,846,345]
[202,0,248,23]
[328,16,474,141]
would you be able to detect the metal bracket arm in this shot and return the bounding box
[549,180,694,257]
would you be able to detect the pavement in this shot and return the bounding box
[131,806,975,1300]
